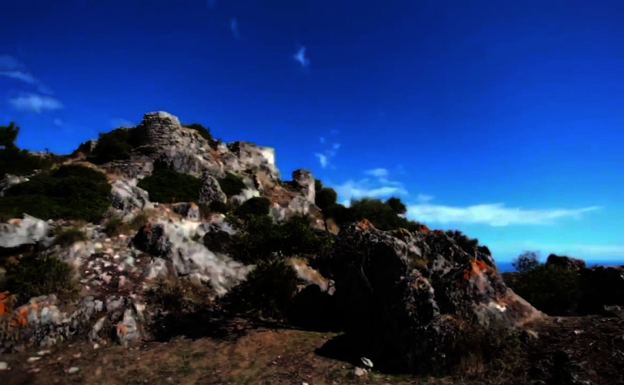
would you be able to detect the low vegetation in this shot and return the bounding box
[503,251,582,316]
[182,123,213,141]
[89,128,137,164]
[0,122,54,178]
[137,168,202,204]
[104,211,150,237]
[53,227,89,247]
[0,164,111,222]
[217,172,247,197]
[3,254,80,306]
[235,196,270,220]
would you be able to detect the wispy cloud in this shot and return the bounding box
[53,118,63,126]
[8,93,63,113]
[293,46,309,68]
[230,18,241,38]
[315,153,328,168]
[365,168,389,178]
[0,55,53,95]
[319,136,326,144]
[110,118,134,129]
[405,196,601,227]
[334,178,407,205]
[332,143,341,150]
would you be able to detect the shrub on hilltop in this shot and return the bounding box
[182,123,213,141]
[503,251,581,316]
[89,128,135,164]
[0,122,53,178]
[0,164,111,221]
[137,168,202,204]
[348,197,422,231]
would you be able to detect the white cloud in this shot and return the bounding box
[293,46,309,68]
[110,118,134,128]
[230,18,240,38]
[315,153,328,168]
[0,55,53,95]
[405,197,601,227]
[333,178,407,203]
[8,93,63,113]
[319,136,325,143]
[53,118,63,126]
[332,143,341,150]
[365,168,389,178]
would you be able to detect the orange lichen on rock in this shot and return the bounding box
[0,291,14,315]
[355,219,375,231]
[413,224,430,234]
[432,229,446,236]
[393,228,412,241]
[457,259,497,287]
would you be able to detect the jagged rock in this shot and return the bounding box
[172,202,199,220]
[546,254,587,270]
[110,178,153,213]
[579,265,624,314]
[317,219,543,374]
[0,215,53,249]
[116,308,140,347]
[199,172,227,205]
[0,174,31,197]
[130,223,171,257]
[291,169,315,203]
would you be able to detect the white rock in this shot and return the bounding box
[68,367,80,374]
[0,362,8,370]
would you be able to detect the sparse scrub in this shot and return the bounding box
[223,257,302,320]
[314,179,338,210]
[0,122,53,178]
[89,128,134,164]
[208,200,230,214]
[0,164,111,221]
[53,227,88,247]
[182,123,213,141]
[217,172,247,197]
[4,255,80,306]
[235,196,270,220]
[137,168,202,204]
[129,210,150,229]
[104,216,130,237]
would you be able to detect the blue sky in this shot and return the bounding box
[1,0,623,263]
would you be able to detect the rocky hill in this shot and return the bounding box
[0,112,622,384]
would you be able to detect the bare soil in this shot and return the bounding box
[1,315,623,385]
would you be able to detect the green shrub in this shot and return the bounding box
[0,164,111,221]
[511,251,540,272]
[217,172,247,197]
[224,258,302,320]
[5,255,80,306]
[54,227,88,248]
[129,211,150,229]
[235,197,270,220]
[89,128,134,164]
[137,169,202,204]
[182,123,213,141]
[445,230,481,256]
[315,187,337,210]
[104,216,128,237]
[505,262,581,316]
[0,122,53,178]
[208,200,230,214]
[349,197,421,231]
[230,213,333,265]
[385,196,407,215]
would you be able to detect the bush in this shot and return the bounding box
[104,212,149,238]
[512,251,540,272]
[182,123,213,141]
[208,200,230,214]
[4,255,80,306]
[505,261,581,316]
[223,258,302,319]
[385,196,407,215]
[349,198,421,231]
[0,164,111,221]
[137,169,202,204]
[230,213,333,265]
[445,230,481,256]
[54,227,88,248]
[315,187,337,210]
[0,122,53,178]
[217,172,247,197]
[235,197,270,220]
[89,128,134,164]
[323,203,354,227]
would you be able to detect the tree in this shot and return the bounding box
[385,196,407,215]
[512,251,540,272]
[0,122,19,148]
[315,187,337,210]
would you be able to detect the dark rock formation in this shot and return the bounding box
[546,254,587,270]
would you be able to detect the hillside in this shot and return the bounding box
[0,112,623,384]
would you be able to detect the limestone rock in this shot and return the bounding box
[199,172,227,205]
[291,169,315,203]
[0,215,53,249]
[110,178,153,213]
[546,254,587,270]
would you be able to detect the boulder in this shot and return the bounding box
[546,254,587,270]
[199,172,227,205]
[291,169,315,203]
[317,220,543,374]
[0,215,53,249]
[110,178,153,213]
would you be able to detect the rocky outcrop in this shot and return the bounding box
[546,254,587,270]
[579,265,624,314]
[315,220,543,373]
[291,169,315,203]
[0,174,31,197]
[199,172,227,205]
[0,215,53,249]
[110,178,153,213]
